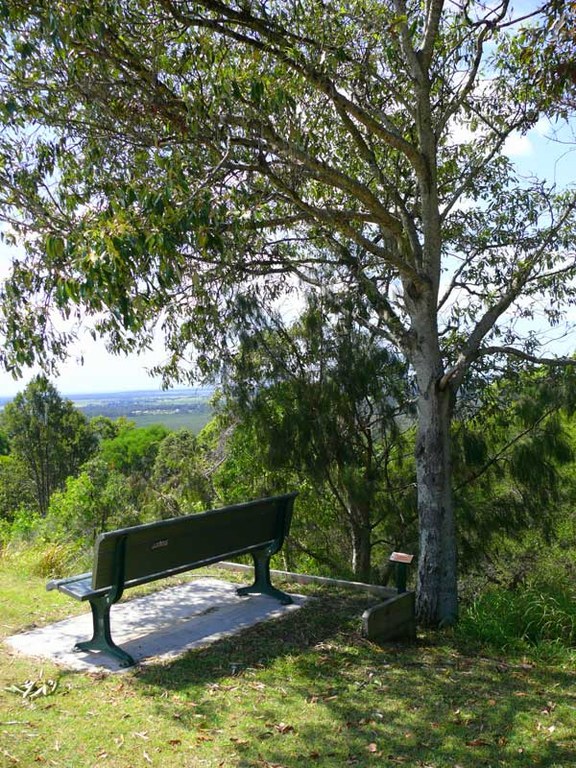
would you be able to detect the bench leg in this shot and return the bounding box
[74,597,135,667]
[237,552,293,605]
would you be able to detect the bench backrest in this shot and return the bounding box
[91,492,297,591]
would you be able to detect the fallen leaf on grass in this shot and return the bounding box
[266,722,294,734]
[466,738,491,747]
[367,743,378,753]
[255,761,287,768]
[5,679,58,700]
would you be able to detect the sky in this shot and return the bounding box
[0,120,574,397]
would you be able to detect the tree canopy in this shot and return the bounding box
[0,0,575,625]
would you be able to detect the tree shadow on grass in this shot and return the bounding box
[135,589,373,689]
[132,590,576,768]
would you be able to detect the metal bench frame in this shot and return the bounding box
[47,492,297,667]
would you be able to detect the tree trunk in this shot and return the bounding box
[413,372,458,627]
[405,285,458,627]
[407,65,458,626]
[349,510,372,583]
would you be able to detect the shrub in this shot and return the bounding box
[5,506,42,542]
[44,458,141,545]
[28,541,85,579]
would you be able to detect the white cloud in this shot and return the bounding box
[503,132,533,157]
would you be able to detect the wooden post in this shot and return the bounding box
[389,552,414,593]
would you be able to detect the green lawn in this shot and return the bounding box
[1,554,575,768]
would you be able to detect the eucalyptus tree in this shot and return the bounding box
[1,1,575,624]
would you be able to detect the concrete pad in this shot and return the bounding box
[4,577,305,673]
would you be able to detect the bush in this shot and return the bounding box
[4,506,42,542]
[43,459,141,545]
[29,541,85,579]
[1,539,88,579]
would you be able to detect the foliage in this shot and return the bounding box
[148,428,213,517]
[1,1,576,624]
[0,375,98,516]
[0,504,41,545]
[453,367,576,564]
[99,423,169,477]
[207,416,280,503]
[89,414,130,442]
[0,452,33,522]
[207,418,342,573]
[0,426,9,454]
[500,0,576,120]
[44,457,140,545]
[221,297,416,581]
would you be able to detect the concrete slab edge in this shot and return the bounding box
[217,561,397,598]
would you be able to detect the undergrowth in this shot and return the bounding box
[457,581,576,661]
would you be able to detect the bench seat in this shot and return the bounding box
[47,492,297,666]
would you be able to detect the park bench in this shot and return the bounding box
[46,492,297,667]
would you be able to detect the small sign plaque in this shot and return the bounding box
[389,551,414,564]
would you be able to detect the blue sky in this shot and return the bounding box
[0,116,574,396]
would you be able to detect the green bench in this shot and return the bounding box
[47,492,297,667]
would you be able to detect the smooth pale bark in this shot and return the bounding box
[409,304,458,626]
[414,381,457,625]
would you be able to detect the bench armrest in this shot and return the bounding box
[47,573,94,600]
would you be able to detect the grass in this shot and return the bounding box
[1,553,575,768]
[458,584,576,657]
[129,411,212,432]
